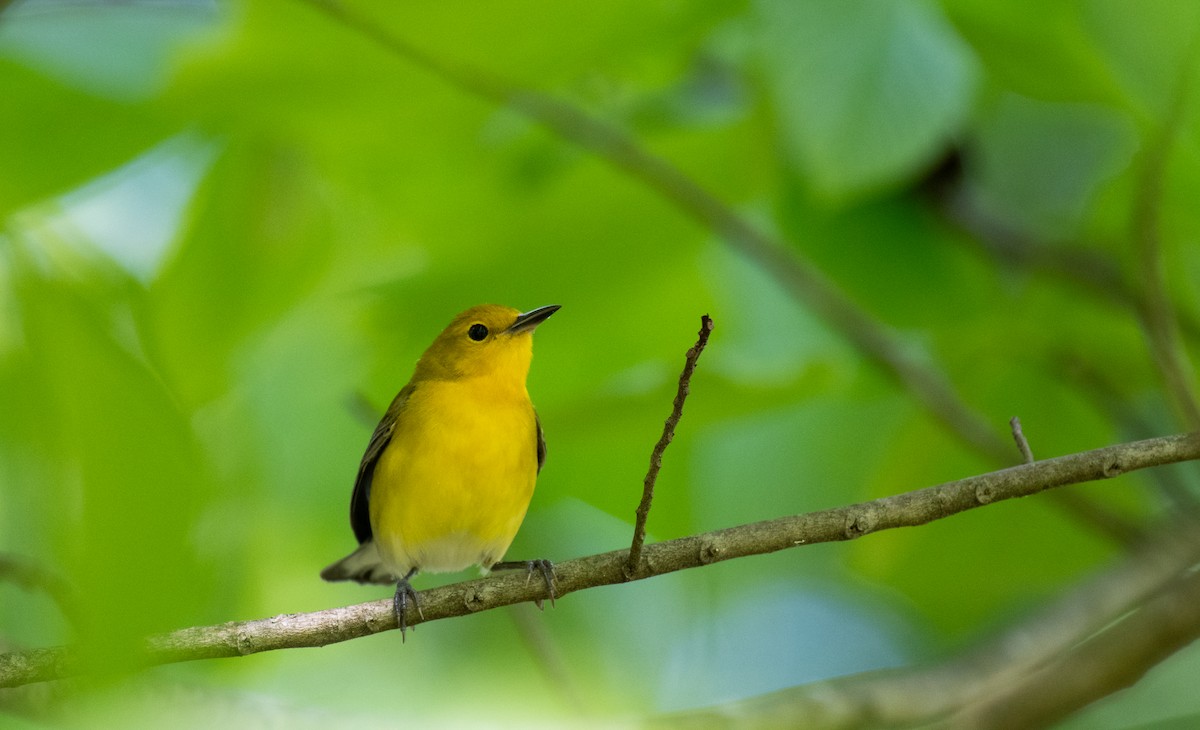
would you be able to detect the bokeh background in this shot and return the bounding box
[2,0,1200,727]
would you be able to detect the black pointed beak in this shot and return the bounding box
[506,304,560,334]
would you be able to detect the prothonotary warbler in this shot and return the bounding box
[322,304,560,636]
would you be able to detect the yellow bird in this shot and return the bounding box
[322,304,559,635]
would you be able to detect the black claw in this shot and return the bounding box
[392,568,422,641]
[533,559,556,607]
[493,559,556,607]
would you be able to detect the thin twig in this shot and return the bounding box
[1009,417,1034,464]
[625,315,713,579]
[288,0,1141,544]
[3,432,1197,689]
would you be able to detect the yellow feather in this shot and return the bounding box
[321,304,556,584]
[371,373,538,572]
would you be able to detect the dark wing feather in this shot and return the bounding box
[535,410,546,473]
[349,384,414,544]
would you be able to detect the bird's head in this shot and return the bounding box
[415,304,559,382]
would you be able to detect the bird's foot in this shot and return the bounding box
[392,569,423,641]
[492,559,556,609]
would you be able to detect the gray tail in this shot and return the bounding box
[320,541,400,585]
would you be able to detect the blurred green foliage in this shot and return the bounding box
[2,0,1199,726]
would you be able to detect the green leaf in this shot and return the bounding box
[9,259,213,664]
[147,140,335,409]
[0,61,171,218]
[968,94,1137,240]
[756,0,978,201]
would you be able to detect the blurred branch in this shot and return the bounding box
[507,604,589,715]
[292,0,1138,543]
[0,556,75,719]
[950,554,1200,728]
[0,637,70,721]
[656,518,1200,730]
[4,432,1199,689]
[925,152,1200,346]
[346,391,381,429]
[0,554,77,626]
[928,36,1200,431]
[1132,39,1200,431]
[0,672,60,721]
[626,314,712,579]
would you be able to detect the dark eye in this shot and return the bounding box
[468,323,489,341]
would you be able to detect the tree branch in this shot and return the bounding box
[657,518,1200,729]
[3,432,1197,689]
[950,561,1200,729]
[1060,355,1200,513]
[290,0,1138,542]
[626,314,712,579]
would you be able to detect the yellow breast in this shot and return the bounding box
[369,375,539,574]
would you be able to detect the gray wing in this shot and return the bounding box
[349,385,414,545]
[536,410,546,473]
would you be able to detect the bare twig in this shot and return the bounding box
[4,432,1197,689]
[290,0,1139,543]
[625,315,713,579]
[1009,417,1034,464]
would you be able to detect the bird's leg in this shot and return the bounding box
[491,559,556,609]
[392,567,423,641]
